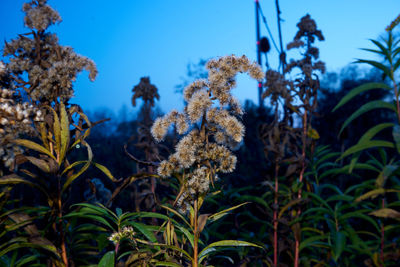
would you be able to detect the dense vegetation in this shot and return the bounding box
[1,1,400,266]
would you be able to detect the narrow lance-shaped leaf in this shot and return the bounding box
[61,141,93,193]
[13,139,56,161]
[333,231,346,262]
[393,124,400,153]
[375,164,398,187]
[208,202,250,222]
[98,251,115,267]
[369,208,400,219]
[355,59,392,79]
[198,240,263,264]
[338,140,394,160]
[59,102,70,163]
[332,82,391,112]
[338,100,396,136]
[47,105,61,156]
[92,162,116,181]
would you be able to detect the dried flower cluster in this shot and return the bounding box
[3,0,97,103]
[23,0,61,31]
[151,55,263,213]
[286,14,325,76]
[108,226,136,245]
[132,77,160,107]
[0,62,5,76]
[386,14,400,32]
[0,88,43,168]
[263,70,293,105]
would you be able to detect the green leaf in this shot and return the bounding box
[155,262,182,267]
[338,100,396,136]
[62,141,93,193]
[175,225,194,249]
[0,174,49,197]
[338,140,394,160]
[278,198,305,219]
[360,123,395,143]
[299,235,327,252]
[61,161,87,176]
[129,222,157,243]
[92,162,115,181]
[376,164,398,187]
[369,208,400,219]
[208,202,249,223]
[393,125,400,153]
[59,102,70,163]
[355,188,386,202]
[339,211,380,231]
[370,39,391,61]
[24,156,51,173]
[333,231,346,262]
[198,240,263,264]
[13,139,56,161]
[0,237,59,259]
[332,82,391,112]
[355,59,392,79]
[98,251,115,267]
[47,105,61,157]
[160,204,191,229]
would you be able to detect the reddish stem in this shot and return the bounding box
[273,162,279,267]
[380,198,385,266]
[294,109,308,267]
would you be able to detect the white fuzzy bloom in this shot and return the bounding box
[0,62,5,75]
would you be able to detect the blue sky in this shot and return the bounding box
[1,0,400,116]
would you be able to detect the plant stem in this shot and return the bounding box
[193,199,199,267]
[294,109,308,267]
[380,197,385,266]
[56,174,68,267]
[58,196,68,267]
[273,161,279,267]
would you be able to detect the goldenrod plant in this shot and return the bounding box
[0,1,113,266]
[150,55,265,267]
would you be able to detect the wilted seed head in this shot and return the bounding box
[187,166,210,194]
[294,14,324,42]
[151,111,176,142]
[0,62,5,75]
[174,113,189,135]
[207,108,244,143]
[132,77,160,107]
[206,143,237,173]
[225,116,245,143]
[386,14,400,32]
[214,131,227,144]
[287,39,305,50]
[183,79,208,102]
[157,160,174,177]
[313,61,326,74]
[229,97,244,116]
[263,70,291,102]
[187,89,212,122]
[206,55,263,106]
[174,130,201,168]
[3,1,97,103]
[219,153,237,173]
[23,0,61,32]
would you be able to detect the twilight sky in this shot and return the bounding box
[1,0,399,116]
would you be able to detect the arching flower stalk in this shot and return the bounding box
[151,55,264,266]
